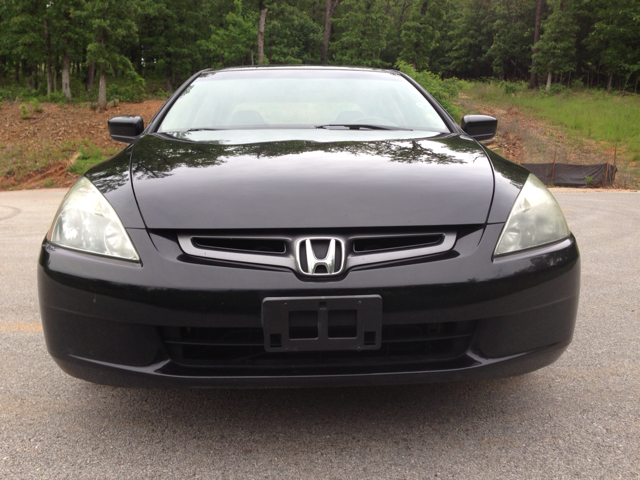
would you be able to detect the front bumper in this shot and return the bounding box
[38,224,580,387]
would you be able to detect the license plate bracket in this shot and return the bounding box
[262,295,382,352]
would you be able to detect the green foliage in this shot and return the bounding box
[584,175,593,186]
[504,83,518,94]
[203,0,257,68]
[331,0,390,68]
[585,0,640,83]
[533,0,579,78]
[19,104,30,119]
[398,0,445,71]
[396,61,462,120]
[487,0,538,79]
[31,99,43,112]
[546,83,567,96]
[69,142,109,175]
[265,3,322,65]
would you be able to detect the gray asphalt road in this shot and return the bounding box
[1,189,638,479]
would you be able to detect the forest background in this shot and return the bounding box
[0,0,639,188]
[1,0,639,105]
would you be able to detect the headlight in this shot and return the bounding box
[495,174,570,256]
[47,177,140,261]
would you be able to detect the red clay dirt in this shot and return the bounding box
[0,99,165,189]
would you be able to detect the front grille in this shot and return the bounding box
[159,320,477,376]
[191,236,287,254]
[352,233,444,253]
[176,229,458,275]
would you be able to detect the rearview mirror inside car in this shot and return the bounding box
[460,115,498,141]
[108,116,144,143]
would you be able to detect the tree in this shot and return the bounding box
[529,0,545,89]
[447,0,494,79]
[533,0,578,90]
[138,0,208,92]
[84,0,141,111]
[585,0,640,92]
[204,0,257,68]
[0,0,47,90]
[487,0,538,81]
[264,2,322,64]
[331,0,390,67]
[48,0,87,99]
[399,0,445,71]
[321,0,340,65]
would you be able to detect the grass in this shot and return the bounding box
[69,142,112,175]
[460,81,640,187]
[0,139,117,184]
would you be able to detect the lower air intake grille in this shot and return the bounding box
[159,320,477,376]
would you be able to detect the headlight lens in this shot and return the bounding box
[495,174,570,256]
[47,177,140,261]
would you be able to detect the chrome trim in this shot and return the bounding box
[177,234,295,269]
[177,231,456,274]
[295,237,345,276]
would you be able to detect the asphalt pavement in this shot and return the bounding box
[0,188,638,479]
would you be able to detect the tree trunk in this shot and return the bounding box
[86,61,95,93]
[529,0,544,89]
[321,0,340,65]
[98,65,107,111]
[257,8,268,65]
[61,41,71,100]
[546,72,552,91]
[45,20,53,98]
[607,73,613,93]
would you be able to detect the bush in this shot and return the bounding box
[31,99,43,112]
[395,61,462,120]
[20,103,30,119]
[47,91,66,104]
[545,83,567,96]
[503,83,517,95]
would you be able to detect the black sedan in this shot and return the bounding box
[38,67,580,387]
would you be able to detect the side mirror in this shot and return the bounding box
[108,116,144,144]
[460,115,497,141]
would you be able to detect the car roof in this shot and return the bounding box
[203,65,401,76]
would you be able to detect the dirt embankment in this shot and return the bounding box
[0,99,165,189]
[458,94,620,166]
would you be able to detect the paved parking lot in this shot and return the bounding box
[1,189,639,479]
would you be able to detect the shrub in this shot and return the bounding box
[47,91,66,104]
[547,84,567,96]
[31,99,43,112]
[503,83,518,95]
[20,103,30,119]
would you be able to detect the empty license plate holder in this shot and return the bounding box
[262,295,382,352]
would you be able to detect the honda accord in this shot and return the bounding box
[38,67,580,387]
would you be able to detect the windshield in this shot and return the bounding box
[158,69,449,134]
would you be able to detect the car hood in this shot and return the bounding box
[130,133,494,229]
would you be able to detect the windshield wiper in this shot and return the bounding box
[315,124,411,131]
[181,128,222,132]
